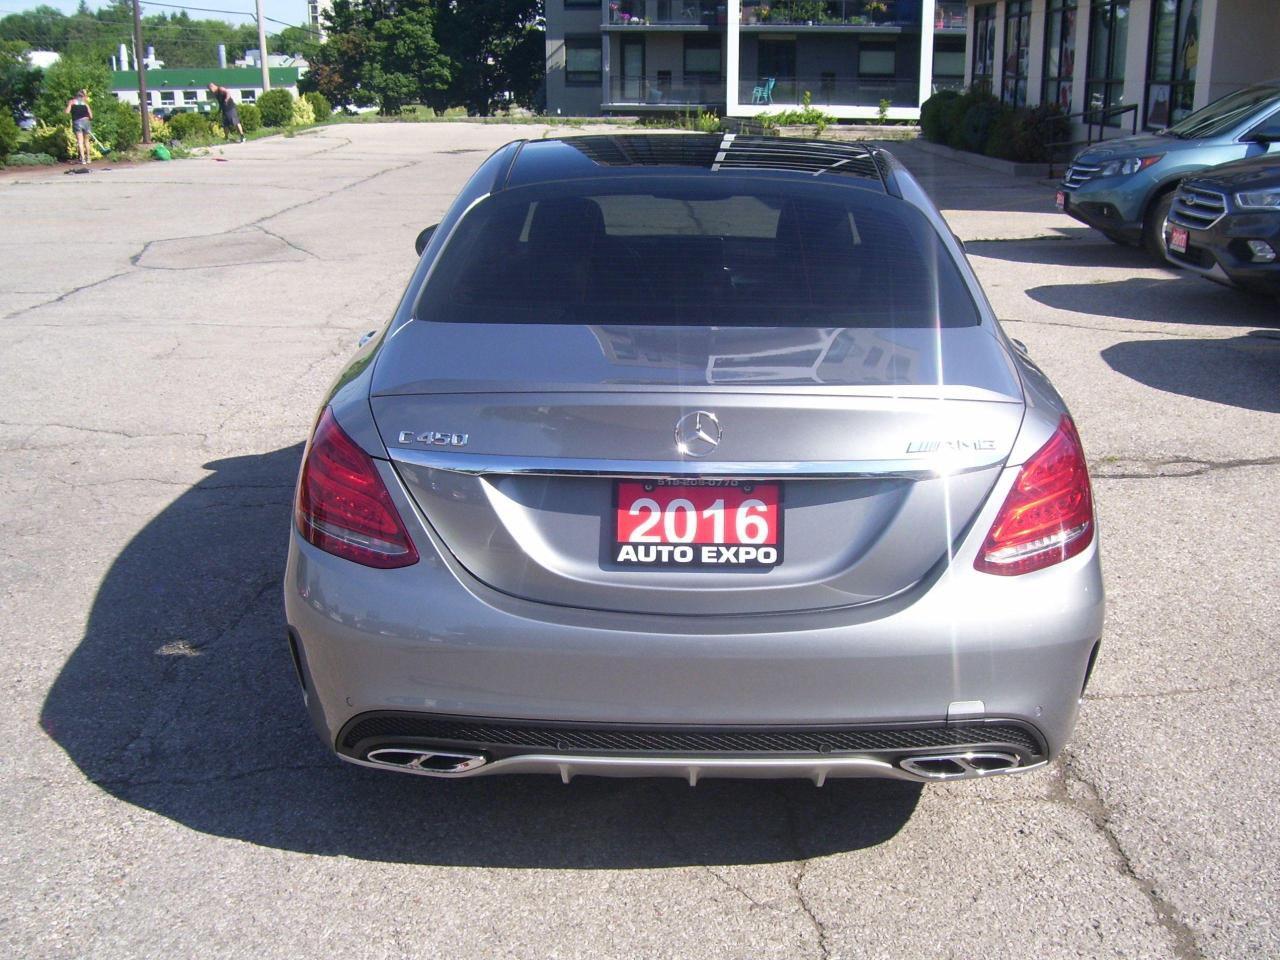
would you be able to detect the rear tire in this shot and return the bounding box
[1143,190,1175,260]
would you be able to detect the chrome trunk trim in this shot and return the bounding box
[387,448,1005,480]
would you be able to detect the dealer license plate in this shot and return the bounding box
[613,479,781,568]
[1056,190,1067,211]
[1169,226,1189,254]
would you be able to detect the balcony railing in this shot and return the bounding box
[740,0,919,27]
[740,76,919,108]
[605,76,727,106]
[608,0,726,25]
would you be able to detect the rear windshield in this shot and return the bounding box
[415,176,980,329]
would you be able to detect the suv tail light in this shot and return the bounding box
[975,416,1094,576]
[296,408,419,568]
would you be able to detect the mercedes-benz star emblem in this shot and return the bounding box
[674,411,722,458]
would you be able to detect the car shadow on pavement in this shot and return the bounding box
[966,237,1156,269]
[40,445,922,868]
[1026,276,1280,327]
[1101,333,1280,414]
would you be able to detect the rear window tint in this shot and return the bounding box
[416,177,980,330]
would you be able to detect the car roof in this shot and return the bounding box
[503,134,896,195]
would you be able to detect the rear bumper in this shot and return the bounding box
[285,454,1104,782]
[1165,212,1280,293]
[332,711,1048,782]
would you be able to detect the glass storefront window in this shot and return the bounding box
[1042,0,1077,111]
[971,3,996,95]
[1085,0,1130,126]
[1145,0,1201,129]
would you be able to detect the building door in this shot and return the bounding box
[622,37,645,102]
[758,37,796,105]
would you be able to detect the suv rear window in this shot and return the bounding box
[415,177,980,329]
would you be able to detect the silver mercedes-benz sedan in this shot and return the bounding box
[284,134,1103,785]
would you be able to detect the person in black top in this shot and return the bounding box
[64,89,93,164]
[208,84,246,143]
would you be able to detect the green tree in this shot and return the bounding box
[0,6,70,52]
[301,0,450,115]
[270,25,317,56]
[35,55,109,126]
[434,0,543,115]
[1,41,44,120]
[0,109,18,160]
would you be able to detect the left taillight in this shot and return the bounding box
[295,408,419,569]
[974,415,1094,576]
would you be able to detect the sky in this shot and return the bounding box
[0,0,312,32]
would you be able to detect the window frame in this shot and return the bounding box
[1085,0,1131,128]
[682,35,722,81]
[1041,0,1078,112]
[564,35,603,87]
[858,41,897,79]
[1001,0,1032,107]
[1144,0,1201,130]
[971,3,997,96]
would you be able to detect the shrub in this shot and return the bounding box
[98,99,141,151]
[770,90,834,136]
[289,94,314,126]
[239,102,262,132]
[4,150,56,166]
[956,95,1007,153]
[167,110,216,142]
[303,91,331,120]
[982,109,1021,160]
[30,120,98,160]
[919,90,960,143]
[981,104,1070,162]
[0,110,17,160]
[1011,104,1070,162]
[257,88,293,127]
[147,115,171,142]
[940,92,974,148]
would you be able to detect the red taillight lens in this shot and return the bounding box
[974,416,1094,576]
[295,409,419,569]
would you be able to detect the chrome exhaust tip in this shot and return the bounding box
[900,752,1020,780]
[365,748,488,774]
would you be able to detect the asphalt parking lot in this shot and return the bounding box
[2,123,1277,960]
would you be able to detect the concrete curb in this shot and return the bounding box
[909,138,1052,178]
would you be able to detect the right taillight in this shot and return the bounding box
[295,408,419,569]
[974,415,1094,576]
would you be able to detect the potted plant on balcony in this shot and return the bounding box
[865,0,888,24]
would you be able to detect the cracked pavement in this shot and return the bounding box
[1,127,1277,960]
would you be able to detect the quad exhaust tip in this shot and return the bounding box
[899,752,1020,780]
[365,748,488,774]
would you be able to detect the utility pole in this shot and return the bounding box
[131,0,151,144]
[255,0,271,92]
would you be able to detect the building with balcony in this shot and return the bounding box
[962,0,1280,134]
[545,0,969,119]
